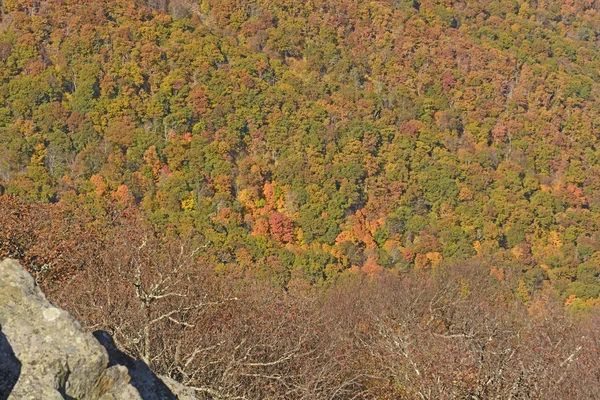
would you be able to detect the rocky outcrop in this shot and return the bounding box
[0,258,140,400]
[0,259,198,400]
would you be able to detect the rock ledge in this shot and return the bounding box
[0,258,197,400]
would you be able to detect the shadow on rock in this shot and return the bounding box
[0,328,21,400]
[93,331,178,400]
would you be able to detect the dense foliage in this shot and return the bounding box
[4,0,600,306]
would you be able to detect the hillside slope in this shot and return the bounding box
[2,0,600,317]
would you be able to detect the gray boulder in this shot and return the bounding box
[0,258,141,400]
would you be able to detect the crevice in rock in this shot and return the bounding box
[57,364,75,400]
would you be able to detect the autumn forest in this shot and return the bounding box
[2,0,600,397]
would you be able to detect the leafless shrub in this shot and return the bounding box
[4,198,597,399]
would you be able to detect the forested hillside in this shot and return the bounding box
[2,0,600,397]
